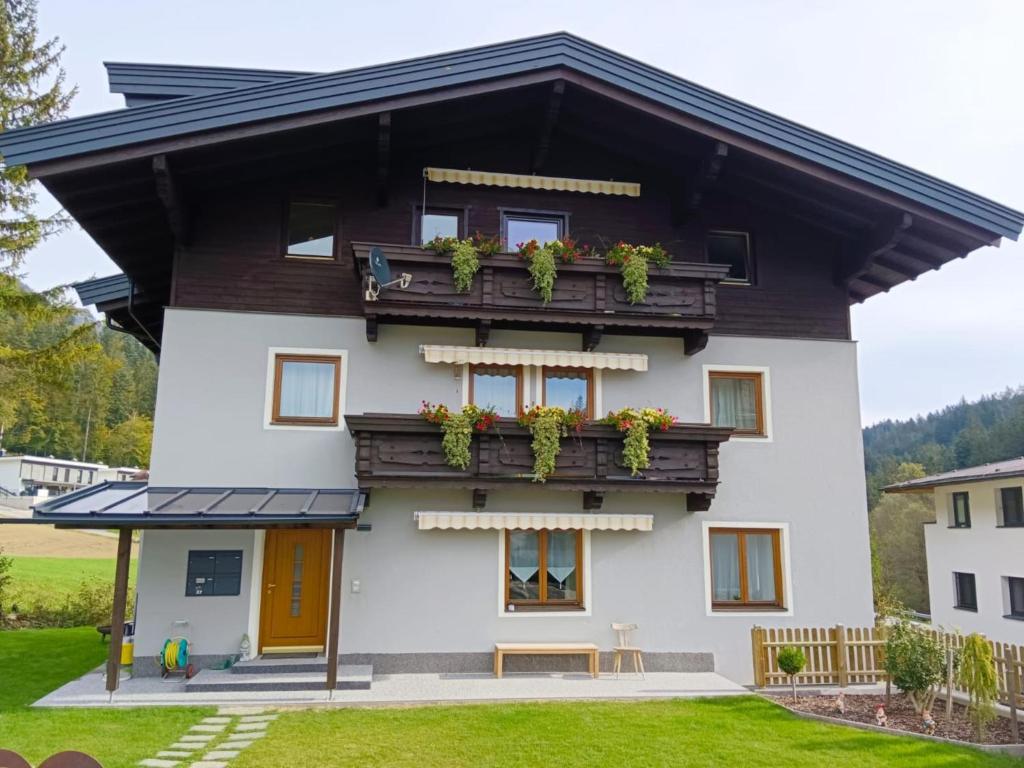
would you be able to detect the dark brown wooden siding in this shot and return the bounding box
[172,133,851,340]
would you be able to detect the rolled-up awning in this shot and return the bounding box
[424,167,640,197]
[420,345,647,371]
[413,511,653,531]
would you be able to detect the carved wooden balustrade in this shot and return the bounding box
[352,243,731,353]
[346,413,732,510]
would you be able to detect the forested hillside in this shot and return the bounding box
[865,386,1024,612]
[0,278,157,468]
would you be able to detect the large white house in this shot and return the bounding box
[886,458,1024,642]
[1,34,1020,693]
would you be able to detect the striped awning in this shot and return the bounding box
[424,167,640,197]
[420,345,647,371]
[413,511,653,532]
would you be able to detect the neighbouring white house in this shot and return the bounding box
[885,458,1024,643]
[0,454,114,498]
[0,33,1020,696]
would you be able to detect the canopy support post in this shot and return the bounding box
[325,527,346,692]
[106,528,133,695]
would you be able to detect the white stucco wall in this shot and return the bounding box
[925,480,1024,643]
[141,307,874,683]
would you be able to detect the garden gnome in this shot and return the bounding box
[922,709,936,736]
[875,704,887,727]
[834,691,846,716]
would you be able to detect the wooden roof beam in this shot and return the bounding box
[153,154,191,245]
[376,111,391,207]
[531,80,565,174]
[836,211,912,287]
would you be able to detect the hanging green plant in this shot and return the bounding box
[419,401,497,470]
[422,236,481,294]
[602,407,678,476]
[605,242,671,304]
[517,406,585,482]
[516,239,558,303]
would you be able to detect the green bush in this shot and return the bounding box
[883,620,946,713]
[18,581,131,629]
[777,646,806,702]
[958,633,998,741]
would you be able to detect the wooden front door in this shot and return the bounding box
[259,529,332,652]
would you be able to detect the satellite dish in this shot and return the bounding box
[365,247,412,302]
[369,246,392,285]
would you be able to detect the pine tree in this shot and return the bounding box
[0,0,76,270]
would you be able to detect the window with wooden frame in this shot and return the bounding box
[709,371,765,436]
[709,528,784,610]
[1006,576,1024,620]
[951,491,971,528]
[468,365,522,418]
[707,231,754,285]
[541,367,593,417]
[999,487,1024,527]
[501,209,567,249]
[506,529,583,611]
[271,354,341,426]
[284,201,337,259]
[416,206,464,245]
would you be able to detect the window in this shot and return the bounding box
[542,367,593,417]
[272,354,341,426]
[186,550,243,597]
[1007,577,1024,619]
[709,371,765,436]
[1000,487,1024,527]
[709,528,784,609]
[707,231,753,284]
[418,209,461,244]
[469,365,522,417]
[285,201,336,259]
[505,529,583,610]
[951,492,971,528]
[954,571,977,611]
[502,211,565,249]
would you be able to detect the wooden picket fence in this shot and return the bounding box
[751,624,1024,710]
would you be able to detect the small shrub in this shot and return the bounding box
[20,580,133,628]
[777,646,806,703]
[958,633,998,741]
[883,619,946,713]
[0,546,12,620]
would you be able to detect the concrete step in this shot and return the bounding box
[230,656,332,675]
[186,665,372,692]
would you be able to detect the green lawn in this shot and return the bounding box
[8,556,137,608]
[0,627,210,768]
[233,697,1023,768]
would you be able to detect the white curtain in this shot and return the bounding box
[712,377,757,430]
[280,361,335,418]
[711,534,741,602]
[546,530,577,598]
[509,531,540,596]
[473,370,518,416]
[745,533,776,602]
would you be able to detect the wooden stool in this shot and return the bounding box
[611,623,645,678]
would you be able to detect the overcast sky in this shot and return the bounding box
[21,0,1024,426]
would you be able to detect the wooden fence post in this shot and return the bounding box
[945,647,955,721]
[751,626,765,688]
[835,624,848,688]
[1009,658,1020,743]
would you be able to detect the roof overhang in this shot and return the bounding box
[5,481,364,529]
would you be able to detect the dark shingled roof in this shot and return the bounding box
[883,457,1024,493]
[9,481,364,528]
[1,33,1021,240]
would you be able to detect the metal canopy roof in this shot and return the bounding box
[13,482,364,528]
[74,273,131,306]
[0,33,1020,240]
[883,457,1024,493]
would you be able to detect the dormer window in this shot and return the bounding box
[285,201,336,259]
[707,231,753,285]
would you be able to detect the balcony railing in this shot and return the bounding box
[346,413,732,510]
[352,243,731,354]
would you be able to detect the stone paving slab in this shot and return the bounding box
[139,760,179,767]
[157,752,194,759]
[168,743,203,751]
[221,740,255,750]
[200,716,233,724]
[188,762,227,768]
[239,714,277,722]
[189,724,226,733]
[179,735,216,743]
[225,730,265,741]
[233,721,268,732]
[203,751,240,760]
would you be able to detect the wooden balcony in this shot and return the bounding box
[346,413,732,510]
[352,243,731,354]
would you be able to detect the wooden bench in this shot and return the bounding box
[493,642,599,678]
